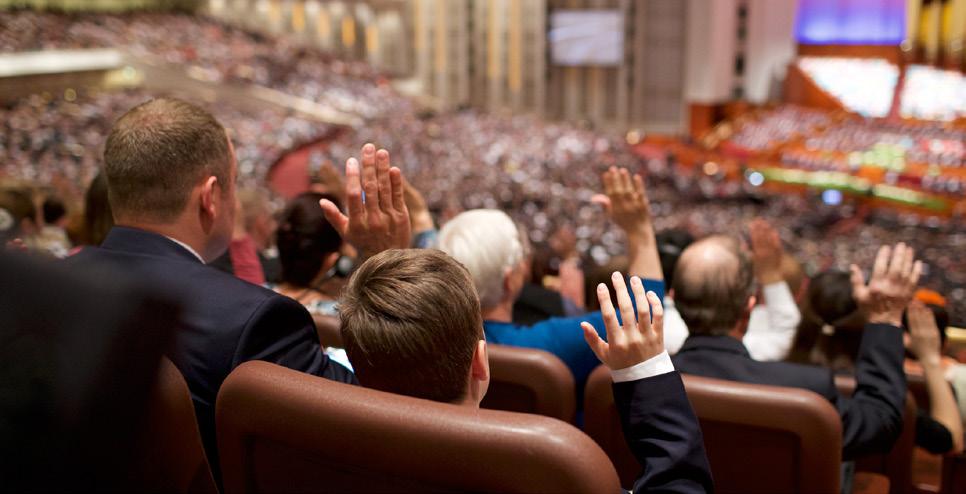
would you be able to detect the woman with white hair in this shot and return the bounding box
[439,167,665,389]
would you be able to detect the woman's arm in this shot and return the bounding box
[909,301,964,453]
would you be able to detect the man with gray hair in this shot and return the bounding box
[439,167,664,388]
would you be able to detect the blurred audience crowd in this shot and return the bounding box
[3,9,966,493]
[0,10,411,119]
[0,9,963,328]
[1,87,329,190]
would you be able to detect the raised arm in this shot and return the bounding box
[744,218,800,361]
[402,177,437,248]
[594,167,662,281]
[908,301,964,454]
[319,143,411,259]
[837,243,920,458]
[581,273,712,493]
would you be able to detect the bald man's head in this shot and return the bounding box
[672,235,754,336]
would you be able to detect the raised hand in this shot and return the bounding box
[907,301,942,366]
[748,218,783,285]
[592,166,653,235]
[581,272,664,370]
[319,143,411,258]
[592,167,662,280]
[849,243,922,327]
[309,161,346,203]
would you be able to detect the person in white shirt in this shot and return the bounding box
[663,218,803,361]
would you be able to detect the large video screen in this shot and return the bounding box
[548,10,624,66]
[795,0,905,45]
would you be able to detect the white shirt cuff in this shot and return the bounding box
[610,350,675,383]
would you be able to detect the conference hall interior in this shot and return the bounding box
[2,0,966,492]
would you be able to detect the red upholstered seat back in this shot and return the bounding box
[134,357,218,494]
[585,365,843,493]
[217,360,620,494]
[481,343,576,422]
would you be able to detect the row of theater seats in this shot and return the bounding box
[141,317,966,494]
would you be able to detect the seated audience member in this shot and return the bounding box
[210,187,281,284]
[64,99,416,473]
[0,188,38,249]
[902,294,962,375]
[906,301,964,454]
[671,238,918,459]
[581,272,714,494]
[77,171,114,249]
[664,219,802,360]
[272,192,344,316]
[790,271,963,454]
[341,249,488,404]
[37,195,72,257]
[545,225,586,310]
[787,270,866,372]
[340,248,712,493]
[512,231,582,325]
[438,167,664,389]
[656,228,694,288]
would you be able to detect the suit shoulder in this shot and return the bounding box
[66,246,287,306]
[756,360,836,395]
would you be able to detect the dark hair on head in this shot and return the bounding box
[42,196,67,225]
[276,192,342,287]
[82,171,114,246]
[787,270,862,367]
[672,236,755,336]
[656,229,695,286]
[340,249,483,404]
[805,271,857,324]
[104,97,231,222]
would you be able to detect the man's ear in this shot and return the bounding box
[667,288,675,300]
[200,176,219,218]
[502,266,514,299]
[746,295,757,312]
[471,339,489,382]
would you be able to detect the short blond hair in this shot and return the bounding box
[340,249,483,403]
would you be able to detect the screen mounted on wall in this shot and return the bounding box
[548,10,624,66]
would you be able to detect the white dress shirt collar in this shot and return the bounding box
[164,235,205,263]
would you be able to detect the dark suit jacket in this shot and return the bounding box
[614,371,714,493]
[65,227,356,474]
[672,325,906,460]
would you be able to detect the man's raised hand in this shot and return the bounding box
[849,242,922,327]
[581,272,664,370]
[592,166,653,235]
[319,143,412,258]
[593,166,662,280]
[749,218,783,285]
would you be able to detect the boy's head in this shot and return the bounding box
[340,249,489,406]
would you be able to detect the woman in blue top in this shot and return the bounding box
[439,167,665,388]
